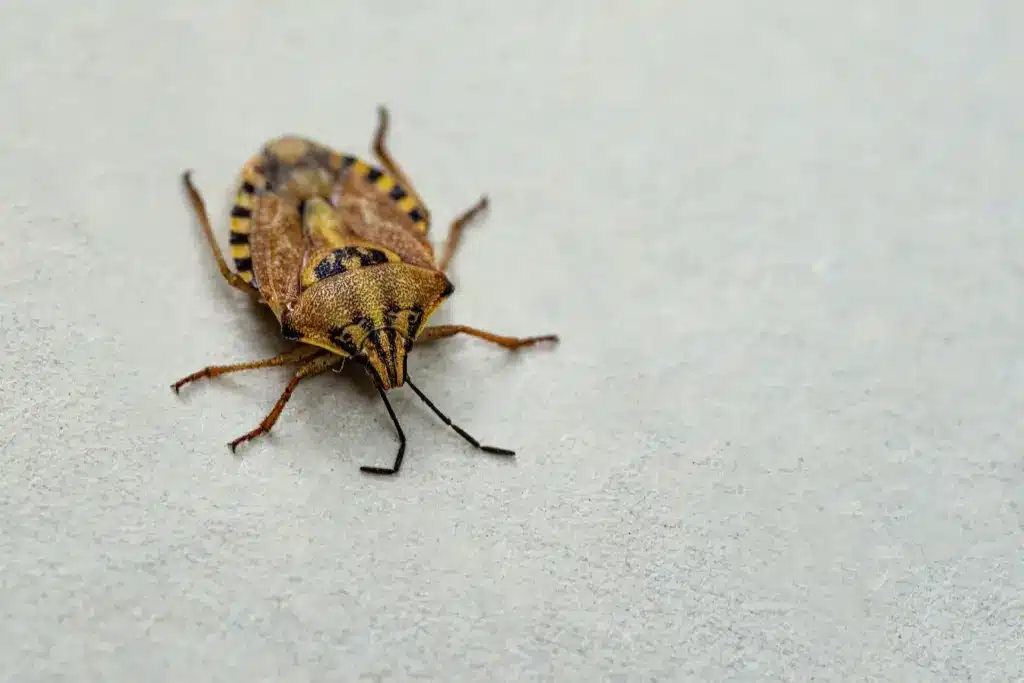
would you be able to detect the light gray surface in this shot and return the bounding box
[1,2,1021,681]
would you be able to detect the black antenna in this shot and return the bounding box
[406,378,515,457]
[360,384,406,475]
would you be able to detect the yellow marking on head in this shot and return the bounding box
[230,244,251,260]
[413,221,428,233]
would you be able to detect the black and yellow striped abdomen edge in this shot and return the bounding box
[227,137,429,288]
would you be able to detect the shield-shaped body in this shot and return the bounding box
[174,108,557,475]
[228,135,453,388]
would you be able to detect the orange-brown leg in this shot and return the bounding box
[372,105,432,227]
[227,353,342,452]
[437,197,490,273]
[417,325,559,350]
[171,345,322,394]
[372,106,491,273]
[181,170,259,297]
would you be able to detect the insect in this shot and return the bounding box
[172,106,558,475]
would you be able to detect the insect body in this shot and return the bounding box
[173,107,558,475]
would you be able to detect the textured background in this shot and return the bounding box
[1,2,1021,681]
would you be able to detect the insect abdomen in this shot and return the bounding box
[227,137,430,288]
[228,165,270,287]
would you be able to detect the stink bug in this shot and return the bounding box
[172,107,558,475]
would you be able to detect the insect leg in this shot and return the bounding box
[227,353,342,452]
[181,170,260,297]
[405,378,516,457]
[437,196,489,273]
[171,345,322,393]
[417,325,559,350]
[359,385,407,476]
[372,105,432,226]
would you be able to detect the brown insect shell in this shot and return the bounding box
[247,192,305,318]
[281,259,454,390]
[244,165,452,390]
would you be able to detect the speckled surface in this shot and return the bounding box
[1,2,1021,681]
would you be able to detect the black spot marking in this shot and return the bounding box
[406,305,425,337]
[234,257,253,272]
[231,206,252,219]
[280,322,301,340]
[365,167,382,183]
[440,278,455,297]
[314,254,342,281]
[359,249,389,267]
[329,327,359,356]
[241,181,256,194]
[384,329,400,385]
[340,155,356,170]
[312,247,390,282]
[408,207,425,222]
[388,185,407,201]
[229,231,249,245]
